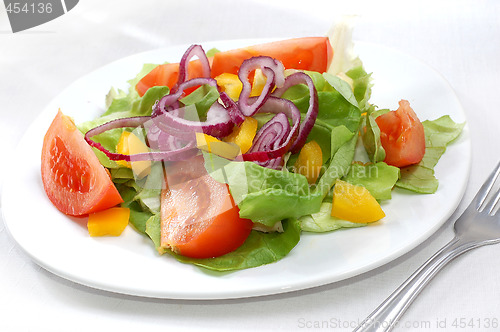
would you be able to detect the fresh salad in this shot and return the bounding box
[40,23,464,271]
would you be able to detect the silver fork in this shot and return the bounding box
[354,161,500,332]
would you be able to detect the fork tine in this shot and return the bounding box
[485,188,500,215]
[476,161,500,211]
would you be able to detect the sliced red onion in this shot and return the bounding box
[152,76,234,138]
[84,116,197,162]
[153,77,218,117]
[171,44,211,94]
[237,56,285,117]
[219,91,245,125]
[242,96,300,162]
[146,121,192,151]
[85,116,150,138]
[245,113,290,162]
[150,107,195,141]
[273,72,318,154]
[254,157,284,170]
[153,98,233,139]
[83,46,320,169]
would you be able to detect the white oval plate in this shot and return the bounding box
[1,39,470,299]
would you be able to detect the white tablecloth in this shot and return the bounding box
[1,1,499,331]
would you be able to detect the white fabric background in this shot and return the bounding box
[1,0,499,331]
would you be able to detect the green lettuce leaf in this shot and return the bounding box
[422,115,465,158]
[396,115,465,194]
[286,118,354,169]
[110,167,134,181]
[180,84,220,119]
[204,153,322,227]
[132,161,165,214]
[275,68,363,171]
[396,165,439,194]
[205,48,220,57]
[300,202,366,232]
[301,120,334,165]
[145,213,163,251]
[280,70,362,133]
[329,125,356,159]
[343,162,400,200]
[315,91,361,132]
[145,214,301,271]
[81,85,169,133]
[315,125,358,199]
[202,124,360,228]
[176,219,301,271]
[116,183,153,235]
[346,62,373,111]
[113,161,165,234]
[361,107,389,163]
[322,73,359,108]
[128,205,154,235]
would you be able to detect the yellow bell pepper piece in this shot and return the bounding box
[215,73,242,101]
[87,207,130,237]
[331,179,385,223]
[196,132,241,159]
[215,70,269,100]
[224,117,258,154]
[294,140,323,184]
[250,69,267,97]
[116,131,151,179]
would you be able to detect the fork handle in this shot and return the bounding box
[353,236,484,332]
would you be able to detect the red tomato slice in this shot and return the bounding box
[375,100,426,167]
[210,37,333,78]
[160,156,253,258]
[41,110,123,216]
[135,58,214,97]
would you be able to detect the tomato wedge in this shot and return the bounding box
[160,156,253,258]
[41,110,123,216]
[135,58,213,97]
[210,37,333,78]
[375,100,426,167]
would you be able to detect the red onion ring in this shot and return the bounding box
[219,90,245,125]
[273,72,318,154]
[153,77,218,117]
[152,101,234,140]
[152,77,234,139]
[84,117,197,162]
[242,96,300,162]
[254,157,284,170]
[237,56,285,117]
[146,121,194,152]
[171,44,211,94]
